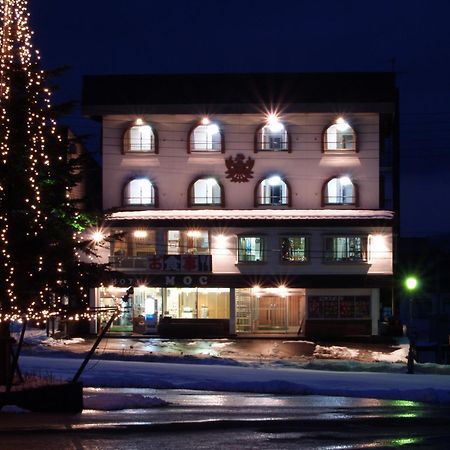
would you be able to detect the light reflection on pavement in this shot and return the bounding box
[1,389,450,449]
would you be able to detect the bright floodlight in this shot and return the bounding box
[201,117,210,125]
[267,175,283,186]
[135,118,144,125]
[92,231,105,243]
[336,117,350,132]
[405,276,418,291]
[267,114,284,132]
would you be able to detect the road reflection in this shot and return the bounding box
[1,389,450,449]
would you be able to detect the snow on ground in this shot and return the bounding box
[41,337,86,346]
[19,355,450,405]
[313,345,360,360]
[371,346,409,363]
[9,326,450,409]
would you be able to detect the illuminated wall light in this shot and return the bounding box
[91,230,105,243]
[267,175,283,186]
[201,117,210,125]
[215,234,228,249]
[369,234,388,261]
[251,285,261,297]
[266,114,284,132]
[335,117,350,132]
[133,230,148,239]
[278,285,289,298]
[135,118,144,125]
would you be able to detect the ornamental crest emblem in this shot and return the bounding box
[225,153,254,183]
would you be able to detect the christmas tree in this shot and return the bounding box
[0,0,104,384]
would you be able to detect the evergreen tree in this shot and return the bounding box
[0,0,106,384]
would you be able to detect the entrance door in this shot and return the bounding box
[257,296,287,331]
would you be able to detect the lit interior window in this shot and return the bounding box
[191,121,221,151]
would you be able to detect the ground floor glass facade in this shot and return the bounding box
[96,285,378,336]
[97,286,230,333]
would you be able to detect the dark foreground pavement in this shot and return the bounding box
[1,389,450,449]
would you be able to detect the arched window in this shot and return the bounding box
[323,176,357,205]
[256,116,289,152]
[189,177,223,206]
[256,175,289,206]
[124,121,157,153]
[124,178,156,206]
[189,119,223,152]
[323,117,356,152]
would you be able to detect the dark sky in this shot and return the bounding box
[28,0,450,237]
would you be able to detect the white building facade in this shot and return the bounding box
[83,73,398,337]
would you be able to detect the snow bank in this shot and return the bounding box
[20,356,450,405]
[83,393,169,410]
[314,345,359,359]
[41,337,86,347]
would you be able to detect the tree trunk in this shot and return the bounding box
[0,321,13,386]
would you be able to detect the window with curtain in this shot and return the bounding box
[190,123,222,152]
[258,176,288,205]
[324,119,355,151]
[191,178,222,205]
[324,236,367,262]
[238,236,265,262]
[324,176,355,205]
[167,230,209,254]
[256,123,288,151]
[125,123,156,152]
[281,236,308,262]
[124,178,155,205]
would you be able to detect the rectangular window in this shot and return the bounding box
[111,229,156,257]
[238,236,265,262]
[167,230,209,254]
[324,236,367,262]
[308,296,370,319]
[165,288,230,319]
[281,236,308,262]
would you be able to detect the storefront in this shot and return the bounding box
[96,285,230,334]
[95,283,378,337]
[235,288,306,334]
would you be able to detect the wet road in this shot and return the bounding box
[2,389,450,449]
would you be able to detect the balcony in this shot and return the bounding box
[110,254,212,273]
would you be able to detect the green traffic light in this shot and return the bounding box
[405,276,418,291]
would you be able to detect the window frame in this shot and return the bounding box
[166,229,210,255]
[322,176,358,207]
[123,122,158,154]
[323,235,368,263]
[254,175,291,207]
[188,121,225,153]
[322,119,357,153]
[111,229,157,257]
[237,235,266,263]
[254,123,291,153]
[188,176,224,207]
[279,235,309,263]
[123,177,158,207]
